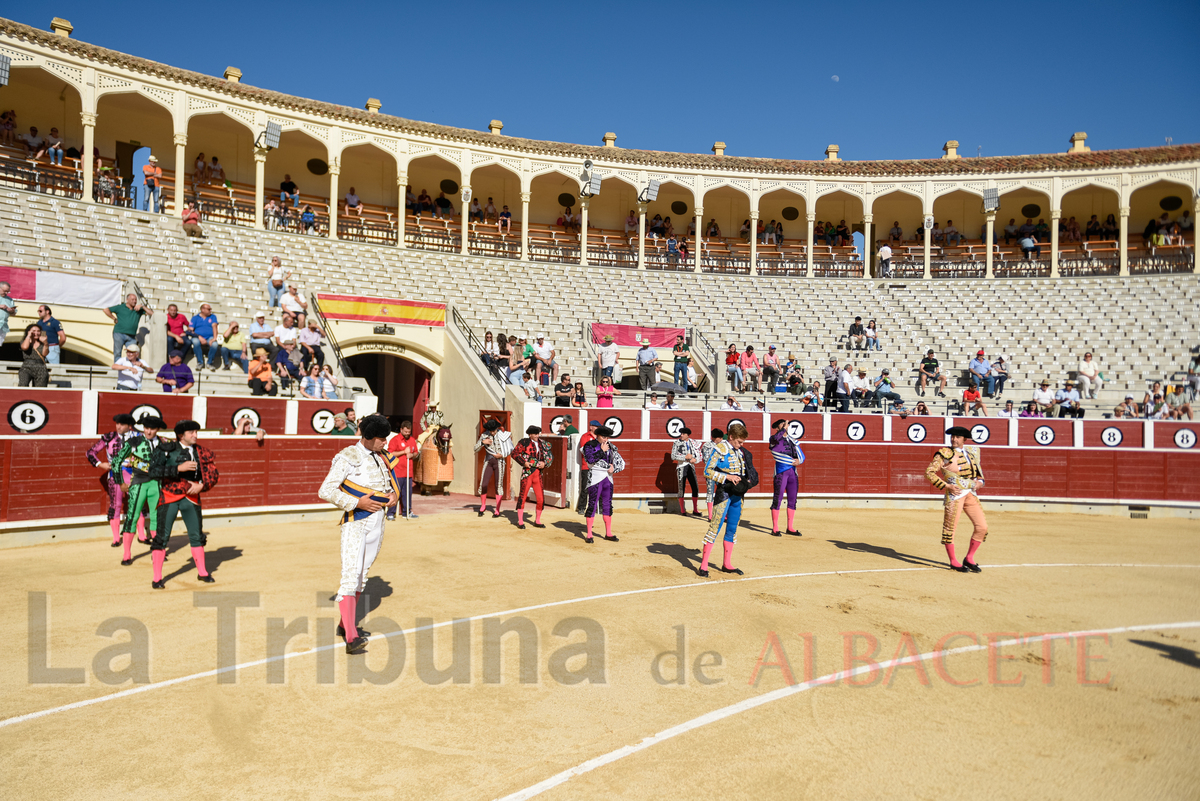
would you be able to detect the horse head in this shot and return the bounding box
[435,423,452,455]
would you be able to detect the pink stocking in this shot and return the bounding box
[152,550,166,582]
[534,506,543,525]
[109,517,121,544]
[338,596,358,641]
[723,541,735,570]
[966,540,982,562]
[121,530,134,561]
[586,517,594,540]
[786,509,795,531]
[479,496,487,512]
[190,546,209,577]
[770,508,780,533]
[706,503,713,521]
[136,515,147,543]
[944,542,960,568]
[692,498,699,514]
[700,542,714,572]
[603,515,612,538]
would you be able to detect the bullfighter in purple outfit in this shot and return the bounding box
[86,413,138,547]
[581,425,624,543]
[768,419,804,537]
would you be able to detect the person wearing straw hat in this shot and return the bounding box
[635,338,658,390]
[142,154,162,213]
[596,334,620,383]
[925,425,987,573]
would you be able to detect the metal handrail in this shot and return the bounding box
[451,305,507,390]
[691,327,717,393]
[308,293,352,378]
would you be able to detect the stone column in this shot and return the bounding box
[861,213,873,278]
[637,202,647,270]
[1050,209,1061,277]
[520,191,531,261]
[253,146,268,229]
[327,161,340,240]
[693,206,703,272]
[579,197,589,266]
[748,208,759,276]
[461,184,471,255]
[173,133,187,216]
[80,111,96,202]
[922,220,931,279]
[396,173,407,249]
[985,213,996,279]
[1119,206,1130,276]
[805,213,815,277]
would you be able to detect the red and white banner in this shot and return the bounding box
[590,324,684,347]
[0,265,123,309]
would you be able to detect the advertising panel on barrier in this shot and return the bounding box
[767,412,824,441]
[1082,419,1144,449]
[952,417,1009,447]
[96,393,193,433]
[711,411,763,441]
[1154,421,1199,451]
[828,413,884,443]
[648,410,703,440]
[1017,418,1074,447]
[1,388,83,435]
[208,396,289,434]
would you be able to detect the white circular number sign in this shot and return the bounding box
[907,423,927,443]
[665,417,686,438]
[130,404,162,427]
[233,408,261,430]
[7,401,48,433]
[1033,425,1056,445]
[846,421,866,441]
[970,424,990,444]
[1174,428,1197,450]
[787,420,805,439]
[1100,426,1124,447]
[604,416,625,437]
[311,409,336,434]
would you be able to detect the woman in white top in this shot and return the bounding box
[1076,352,1102,399]
[865,319,881,351]
[193,153,208,186]
[266,256,290,309]
[300,364,339,400]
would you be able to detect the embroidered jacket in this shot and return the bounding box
[114,434,160,484]
[318,443,401,522]
[582,439,625,484]
[925,445,984,493]
[513,437,553,478]
[768,430,806,474]
[671,438,703,466]
[149,441,220,502]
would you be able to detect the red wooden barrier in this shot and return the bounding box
[1081,419,1144,449]
[1154,421,1199,451]
[711,411,763,441]
[207,396,289,435]
[1017,418,1074,447]
[648,410,704,440]
[766,412,824,442]
[97,392,193,430]
[828,413,885,444]
[953,417,1009,447]
[298,400,349,435]
[0,388,82,435]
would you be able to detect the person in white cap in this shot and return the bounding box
[248,310,276,357]
[112,343,148,391]
[636,338,659,390]
[532,335,558,385]
[142,154,162,213]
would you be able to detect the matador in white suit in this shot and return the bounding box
[318,413,399,654]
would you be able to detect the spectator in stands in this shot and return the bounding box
[755,218,766,244]
[739,219,751,242]
[1055,380,1083,418]
[220,320,247,372]
[740,345,761,392]
[97,159,122,204]
[823,358,840,408]
[1019,400,1041,418]
[189,303,220,371]
[112,343,147,391]
[1034,219,1050,241]
[762,346,781,392]
[624,210,638,238]
[341,186,363,218]
[265,256,290,309]
[330,412,355,434]
[497,205,512,233]
[1018,218,1037,238]
[163,303,190,360]
[836,220,851,245]
[181,200,203,237]
[1145,393,1169,420]
[281,285,308,326]
[877,243,892,278]
[800,381,822,412]
[1033,380,1056,415]
[930,221,944,244]
[663,217,674,238]
[18,126,43,159]
[997,399,1017,418]
[273,341,303,390]
[293,318,323,369]
[519,370,543,404]
[480,197,496,222]
[192,152,208,186]
[666,235,680,265]
[918,349,947,397]
[687,359,698,392]
[648,214,664,239]
[595,375,620,407]
[851,368,873,407]
[706,219,721,238]
[670,335,690,388]
[721,395,742,411]
[508,336,529,384]
[0,111,15,146]
[155,350,195,394]
[246,311,275,358]
[233,414,266,442]
[914,401,932,416]
[662,390,681,410]
[848,316,866,350]
[37,127,65,166]
[834,361,853,412]
[1003,218,1019,244]
[944,219,961,246]
[1179,210,1193,234]
[468,197,483,222]
[142,155,163,213]
[636,338,659,390]
[1102,214,1118,239]
[103,293,147,361]
[786,362,805,396]
[207,156,225,185]
[434,192,454,219]
[823,221,837,247]
[723,344,744,391]
[35,304,66,365]
[1019,233,1040,260]
[962,381,988,416]
[1076,352,1103,399]
[1064,216,1081,242]
[1166,385,1194,420]
[532,335,559,384]
[889,222,903,242]
[481,330,500,369]
[274,313,300,351]
[679,240,690,264]
[301,364,338,400]
[991,355,1010,397]
[553,374,574,408]
[874,368,902,409]
[416,189,433,216]
[280,174,300,206]
[643,391,662,410]
[300,205,317,234]
[572,381,587,408]
[865,319,881,351]
[595,333,619,382]
[1084,215,1102,241]
[969,350,994,395]
[248,349,276,396]
[1114,394,1141,418]
[0,281,15,345]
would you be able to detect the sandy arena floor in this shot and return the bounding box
[2,502,1199,800]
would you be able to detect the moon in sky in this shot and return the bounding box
[831,75,839,82]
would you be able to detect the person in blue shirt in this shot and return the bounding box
[968,350,994,396]
[36,304,67,365]
[188,302,220,370]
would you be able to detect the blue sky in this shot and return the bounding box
[9,2,1198,161]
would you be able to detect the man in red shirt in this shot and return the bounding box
[575,419,599,514]
[387,419,418,519]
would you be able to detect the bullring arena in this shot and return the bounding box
[0,14,1198,801]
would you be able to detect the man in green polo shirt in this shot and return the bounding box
[103,293,148,361]
[672,334,690,388]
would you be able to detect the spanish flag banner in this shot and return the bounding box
[315,293,445,327]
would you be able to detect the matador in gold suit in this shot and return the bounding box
[925,425,988,573]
